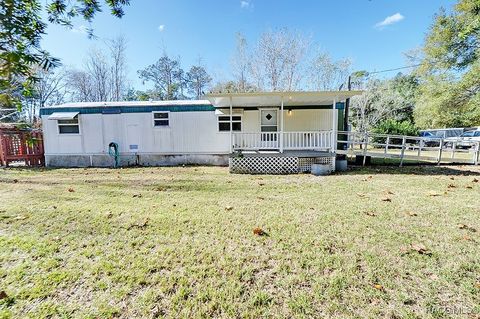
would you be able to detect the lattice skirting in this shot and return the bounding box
[229,156,335,174]
[298,157,334,173]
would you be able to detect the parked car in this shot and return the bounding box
[444,129,480,149]
[420,128,464,139]
[419,131,442,147]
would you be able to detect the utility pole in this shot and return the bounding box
[343,75,351,132]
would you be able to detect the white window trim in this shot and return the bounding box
[57,116,81,135]
[217,114,242,133]
[152,111,170,128]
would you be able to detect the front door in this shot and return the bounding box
[260,109,278,148]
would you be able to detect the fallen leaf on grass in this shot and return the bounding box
[253,227,267,236]
[458,224,477,232]
[0,291,8,300]
[67,188,75,193]
[411,243,431,255]
[127,218,149,230]
[373,284,384,290]
[225,206,234,211]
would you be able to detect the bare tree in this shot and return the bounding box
[22,67,67,123]
[107,35,128,101]
[309,50,352,91]
[67,69,94,102]
[350,78,408,132]
[231,32,249,92]
[284,33,310,90]
[250,29,310,91]
[33,67,67,107]
[85,48,111,101]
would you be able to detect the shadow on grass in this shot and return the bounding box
[342,163,480,176]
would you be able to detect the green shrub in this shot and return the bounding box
[372,119,419,144]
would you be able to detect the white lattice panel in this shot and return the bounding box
[229,156,299,174]
[298,157,335,172]
[229,156,335,174]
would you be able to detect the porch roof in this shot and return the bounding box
[205,91,363,108]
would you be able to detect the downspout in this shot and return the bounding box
[280,96,284,153]
[332,98,337,154]
[229,96,233,153]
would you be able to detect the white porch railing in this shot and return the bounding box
[232,131,333,151]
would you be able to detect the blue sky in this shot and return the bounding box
[41,0,456,90]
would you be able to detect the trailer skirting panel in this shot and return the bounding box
[229,156,335,174]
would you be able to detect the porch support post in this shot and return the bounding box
[280,96,284,153]
[229,96,233,153]
[332,98,337,153]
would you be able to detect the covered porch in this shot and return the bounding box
[206,91,362,153]
[206,91,362,174]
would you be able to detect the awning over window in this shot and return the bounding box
[214,109,244,116]
[48,112,79,120]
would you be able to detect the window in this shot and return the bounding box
[218,116,241,131]
[461,131,475,137]
[58,118,79,134]
[153,112,169,127]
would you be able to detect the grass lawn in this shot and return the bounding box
[1,165,480,318]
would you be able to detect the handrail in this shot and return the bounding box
[336,131,480,166]
[232,131,333,151]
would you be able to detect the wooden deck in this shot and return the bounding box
[238,150,335,158]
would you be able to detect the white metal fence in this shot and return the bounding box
[337,131,480,166]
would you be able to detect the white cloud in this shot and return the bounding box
[375,13,404,29]
[158,24,165,32]
[240,1,251,9]
[71,25,88,34]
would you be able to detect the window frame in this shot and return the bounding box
[217,115,242,132]
[152,111,170,128]
[57,116,80,135]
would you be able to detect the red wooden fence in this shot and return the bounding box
[0,128,44,167]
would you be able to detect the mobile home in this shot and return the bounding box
[40,91,362,174]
